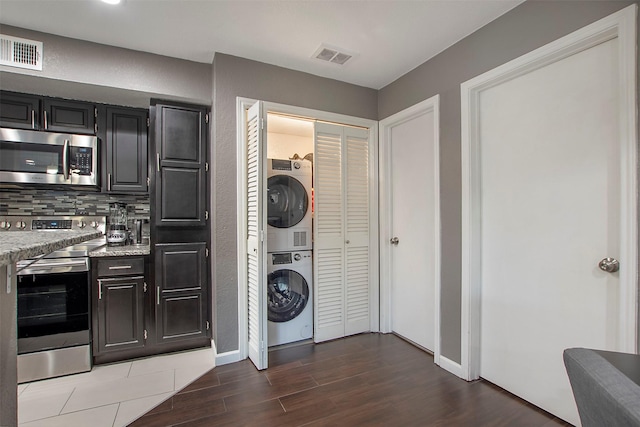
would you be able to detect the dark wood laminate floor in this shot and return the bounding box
[129,333,572,426]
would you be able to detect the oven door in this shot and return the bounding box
[17,258,90,354]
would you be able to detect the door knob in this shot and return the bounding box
[598,257,619,273]
[390,237,399,246]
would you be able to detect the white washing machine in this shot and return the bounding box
[267,250,313,347]
[267,158,312,252]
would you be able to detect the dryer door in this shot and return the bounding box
[267,269,309,322]
[267,175,309,228]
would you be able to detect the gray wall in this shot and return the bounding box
[212,53,377,352]
[0,25,212,108]
[379,0,639,363]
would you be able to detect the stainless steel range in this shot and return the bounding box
[0,215,106,383]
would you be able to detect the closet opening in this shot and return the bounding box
[237,99,379,371]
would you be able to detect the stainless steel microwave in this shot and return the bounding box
[0,127,99,187]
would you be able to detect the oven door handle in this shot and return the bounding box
[17,259,89,275]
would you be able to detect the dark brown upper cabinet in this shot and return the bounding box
[42,98,96,135]
[152,102,209,227]
[105,107,148,193]
[0,92,40,130]
[0,91,96,135]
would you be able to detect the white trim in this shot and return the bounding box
[378,95,441,364]
[460,4,638,381]
[215,349,243,366]
[236,97,257,362]
[437,355,464,379]
[236,99,380,363]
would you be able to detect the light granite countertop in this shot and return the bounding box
[0,230,103,266]
[89,242,150,257]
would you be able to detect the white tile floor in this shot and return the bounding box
[17,347,216,427]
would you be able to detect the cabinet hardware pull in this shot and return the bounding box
[108,265,132,270]
[31,110,35,129]
[156,153,161,172]
[44,110,48,130]
[107,173,111,191]
[97,279,103,299]
[156,287,160,305]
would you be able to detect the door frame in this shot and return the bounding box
[379,95,442,365]
[460,5,638,381]
[236,98,379,364]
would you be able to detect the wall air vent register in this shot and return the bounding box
[0,34,43,71]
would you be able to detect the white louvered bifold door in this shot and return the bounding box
[246,102,267,370]
[344,127,370,335]
[314,122,370,342]
[314,122,345,342]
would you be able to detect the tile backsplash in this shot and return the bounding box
[0,189,149,218]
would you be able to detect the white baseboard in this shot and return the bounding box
[215,348,243,366]
[437,355,465,379]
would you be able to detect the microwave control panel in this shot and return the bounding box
[70,147,93,175]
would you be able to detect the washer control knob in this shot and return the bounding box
[293,253,302,261]
[15,221,27,230]
[0,221,11,230]
[78,220,87,229]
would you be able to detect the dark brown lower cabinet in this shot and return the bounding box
[92,252,210,365]
[93,256,147,360]
[97,275,145,353]
[155,242,209,344]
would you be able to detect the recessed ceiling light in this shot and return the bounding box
[101,0,121,4]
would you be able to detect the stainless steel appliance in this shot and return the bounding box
[107,202,128,246]
[0,127,99,187]
[0,215,106,383]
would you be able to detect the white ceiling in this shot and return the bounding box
[0,0,524,90]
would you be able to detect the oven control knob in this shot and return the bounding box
[15,221,27,230]
[78,220,87,229]
[90,221,99,229]
[0,221,11,230]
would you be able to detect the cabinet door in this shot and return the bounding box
[43,98,96,134]
[153,103,208,227]
[0,92,40,130]
[96,275,145,353]
[106,107,148,193]
[155,242,208,344]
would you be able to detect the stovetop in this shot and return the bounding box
[1,215,107,258]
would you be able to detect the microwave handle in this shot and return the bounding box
[63,139,70,180]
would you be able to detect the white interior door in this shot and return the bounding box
[462,8,637,425]
[246,101,267,370]
[380,97,439,353]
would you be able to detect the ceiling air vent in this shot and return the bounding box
[0,35,43,71]
[312,44,356,66]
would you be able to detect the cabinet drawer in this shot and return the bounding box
[97,257,144,277]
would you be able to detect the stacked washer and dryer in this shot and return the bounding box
[266,158,314,347]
